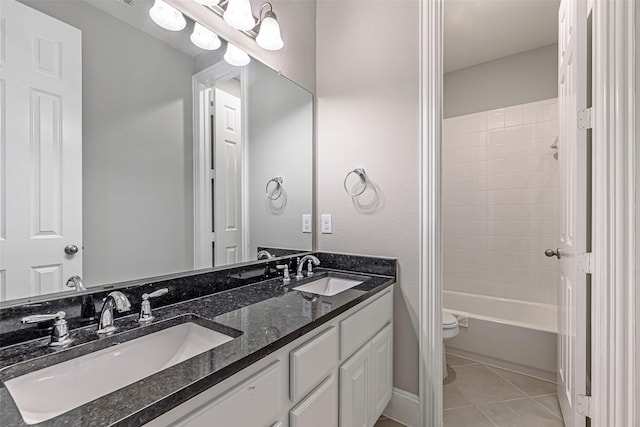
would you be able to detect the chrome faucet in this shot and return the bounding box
[66,275,96,319]
[296,255,320,279]
[66,275,85,291]
[97,291,131,335]
[137,288,168,323]
[21,311,73,347]
[257,250,274,260]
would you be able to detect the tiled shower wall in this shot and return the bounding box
[442,99,560,305]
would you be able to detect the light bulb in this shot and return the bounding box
[149,0,186,31]
[224,43,251,66]
[256,11,283,51]
[190,23,222,50]
[223,0,256,31]
[194,0,219,5]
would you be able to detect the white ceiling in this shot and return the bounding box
[444,0,560,73]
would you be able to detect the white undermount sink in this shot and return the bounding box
[4,322,234,425]
[293,276,364,296]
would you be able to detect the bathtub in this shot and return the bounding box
[443,290,558,382]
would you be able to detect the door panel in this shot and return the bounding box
[370,324,393,422]
[213,88,242,267]
[0,0,82,301]
[340,343,371,427]
[557,0,588,425]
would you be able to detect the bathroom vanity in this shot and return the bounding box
[0,253,396,427]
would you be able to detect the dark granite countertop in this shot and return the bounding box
[0,255,395,427]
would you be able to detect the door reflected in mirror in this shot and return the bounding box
[0,0,313,302]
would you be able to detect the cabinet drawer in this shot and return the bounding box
[290,326,339,401]
[340,290,392,359]
[175,361,282,427]
[290,374,338,427]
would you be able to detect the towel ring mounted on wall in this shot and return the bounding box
[343,168,369,197]
[266,177,284,200]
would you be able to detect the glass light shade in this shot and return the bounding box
[190,23,222,50]
[256,13,283,51]
[224,43,251,66]
[149,0,186,31]
[194,0,219,5]
[223,0,256,31]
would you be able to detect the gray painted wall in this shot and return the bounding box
[316,0,420,395]
[22,0,195,286]
[444,44,558,118]
[247,62,313,256]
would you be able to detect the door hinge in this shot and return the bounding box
[209,101,215,116]
[578,108,593,130]
[577,252,593,274]
[577,394,592,418]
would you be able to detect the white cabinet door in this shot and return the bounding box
[174,361,282,427]
[290,374,338,427]
[339,343,371,427]
[369,324,393,422]
[339,323,393,427]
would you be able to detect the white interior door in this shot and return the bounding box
[557,0,588,424]
[0,0,82,301]
[213,88,242,266]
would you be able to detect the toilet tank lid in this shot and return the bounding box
[442,311,458,327]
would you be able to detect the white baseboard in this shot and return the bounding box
[382,388,420,427]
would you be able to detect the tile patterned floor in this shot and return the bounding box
[373,354,563,427]
[444,353,564,427]
[374,415,406,426]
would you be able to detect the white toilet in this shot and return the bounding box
[442,311,459,379]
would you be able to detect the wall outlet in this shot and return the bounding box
[321,214,332,234]
[302,214,312,233]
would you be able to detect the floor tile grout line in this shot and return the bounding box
[443,402,476,411]
[485,363,557,387]
[485,364,555,399]
[474,403,502,427]
[530,395,565,421]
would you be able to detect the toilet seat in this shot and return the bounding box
[442,311,459,341]
[442,311,458,329]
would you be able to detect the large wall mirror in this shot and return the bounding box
[0,0,313,302]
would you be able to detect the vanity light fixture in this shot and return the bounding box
[224,43,251,66]
[149,0,186,31]
[255,2,283,51]
[190,22,222,50]
[223,0,256,31]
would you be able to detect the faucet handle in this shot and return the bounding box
[276,264,290,284]
[138,288,168,324]
[142,288,168,300]
[21,311,66,324]
[21,311,73,347]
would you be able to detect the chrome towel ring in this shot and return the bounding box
[344,168,368,197]
[266,177,284,200]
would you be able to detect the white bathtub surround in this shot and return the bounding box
[442,98,560,307]
[444,290,557,381]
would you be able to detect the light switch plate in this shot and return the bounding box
[321,214,332,234]
[302,214,312,233]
